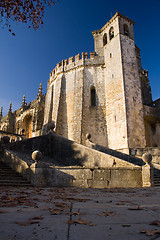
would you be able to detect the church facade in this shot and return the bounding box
[0,84,45,139]
[1,12,160,152]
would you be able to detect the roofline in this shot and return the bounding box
[92,12,135,35]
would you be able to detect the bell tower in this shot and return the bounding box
[93,13,146,151]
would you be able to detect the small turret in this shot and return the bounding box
[21,95,27,111]
[8,102,12,114]
[0,107,3,120]
[37,83,43,102]
[6,102,15,133]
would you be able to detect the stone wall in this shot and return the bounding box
[2,150,143,188]
[2,133,151,188]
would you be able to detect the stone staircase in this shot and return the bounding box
[154,175,160,186]
[153,168,160,186]
[0,160,31,186]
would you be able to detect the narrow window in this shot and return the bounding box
[103,33,107,46]
[124,24,129,36]
[90,87,96,107]
[109,27,114,40]
[151,124,156,135]
[110,53,112,58]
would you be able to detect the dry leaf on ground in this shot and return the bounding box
[49,209,63,215]
[32,216,43,220]
[67,218,95,226]
[65,197,90,202]
[67,211,85,216]
[150,220,160,227]
[54,202,69,207]
[128,205,143,210]
[140,229,160,236]
[98,211,114,216]
[15,216,43,226]
[0,210,7,214]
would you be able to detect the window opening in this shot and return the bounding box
[103,33,107,46]
[124,24,129,36]
[90,87,96,106]
[109,27,114,40]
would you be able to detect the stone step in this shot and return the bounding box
[0,179,30,183]
[0,180,31,186]
[154,181,160,184]
[0,182,32,187]
[154,179,160,182]
[0,176,25,180]
[0,171,21,175]
[0,174,24,177]
[0,160,32,186]
[154,176,160,186]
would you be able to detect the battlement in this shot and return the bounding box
[49,52,104,81]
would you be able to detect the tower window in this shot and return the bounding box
[90,87,96,107]
[109,27,114,40]
[124,24,129,36]
[103,33,107,46]
[151,124,156,135]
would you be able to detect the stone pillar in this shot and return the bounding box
[142,164,154,187]
[142,153,154,187]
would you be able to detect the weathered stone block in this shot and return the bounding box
[93,169,110,180]
[109,169,142,188]
[88,179,109,188]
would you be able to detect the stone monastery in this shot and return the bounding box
[0,12,160,154]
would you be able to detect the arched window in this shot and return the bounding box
[124,24,129,36]
[90,86,96,107]
[109,27,114,40]
[103,33,107,46]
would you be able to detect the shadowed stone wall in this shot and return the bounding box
[1,133,149,188]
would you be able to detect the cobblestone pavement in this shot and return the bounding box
[0,186,160,240]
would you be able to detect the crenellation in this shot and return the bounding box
[64,59,68,66]
[82,52,88,59]
[69,56,74,64]
[49,52,104,82]
[58,61,62,67]
[90,52,96,59]
[75,53,81,61]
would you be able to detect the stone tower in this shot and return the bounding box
[43,12,159,151]
[93,12,146,150]
[1,13,159,149]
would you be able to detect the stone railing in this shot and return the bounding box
[1,133,154,188]
[0,130,24,142]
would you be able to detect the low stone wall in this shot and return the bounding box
[7,133,144,168]
[2,149,143,188]
[130,147,160,166]
[1,134,153,188]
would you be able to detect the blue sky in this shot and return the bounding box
[0,0,160,116]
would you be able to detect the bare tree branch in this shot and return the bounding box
[0,0,55,34]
